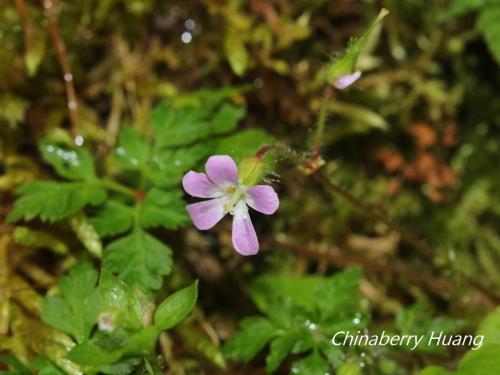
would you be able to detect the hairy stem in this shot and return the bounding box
[312,86,333,156]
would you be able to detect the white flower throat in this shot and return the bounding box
[223,185,246,215]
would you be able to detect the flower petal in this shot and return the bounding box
[232,201,259,256]
[205,155,239,186]
[182,171,223,198]
[245,185,279,215]
[333,70,362,89]
[186,197,228,230]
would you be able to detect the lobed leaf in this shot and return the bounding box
[39,140,97,181]
[103,227,173,293]
[90,200,134,237]
[140,188,188,230]
[41,262,100,343]
[151,97,245,148]
[7,181,107,223]
[223,317,278,362]
[114,128,151,170]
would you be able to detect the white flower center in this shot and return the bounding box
[223,185,246,215]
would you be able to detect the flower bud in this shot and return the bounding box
[238,156,265,186]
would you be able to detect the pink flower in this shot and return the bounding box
[182,155,279,256]
[333,70,362,89]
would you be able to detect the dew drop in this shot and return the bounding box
[185,19,196,30]
[181,31,192,44]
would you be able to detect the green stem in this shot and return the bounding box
[101,179,135,198]
[312,86,333,156]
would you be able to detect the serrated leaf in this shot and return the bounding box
[90,200,134,237]
[266,330,303,373]
[114,128,151,170]
[249,275,323,313]
[103,227,173,293]
[148,145,208,188]
[41,262,100,343]
[476,5,500,64]
[291,351,330,375]
[140,188,188,229]
[7,181,107,223]
[314,267,362,322]
[154,281,198,330]
[223,317,278,362]
[396,300,463,352]
[39,140,97,180]
[326,9,388,81]
[151,97,245,148]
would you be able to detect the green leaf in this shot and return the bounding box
[458,345,500,374]
[338,361,362,375]
[224,30,249,76]
[0,95,28,129]
[90,200,134,237]
[67,340,124,367]
[41,262,100,343]
[396,300,463,352]
[124,326,160,355]
[147,145,209,188]
[476,308,500,346]
[151,96,245,148]
[25,32,46,76]
[476,5,500,64]
[99,270,146,331]
[213,128,274,163]
[326,9,388,81]
[249,275,323,313]
[98,358,142,375]
[30,357,67,375]
[439,0,491,21]
[266,330,303,373]
[7,181,107,223]
[103,227,173,293]
[291,351,330,375]
[223,317,278,362]
[39,140,97,180]
[0,355,30,375]
[314,267,362,322]
[140,188,188,229]
[418,367,454,375]
[114,128,151,170]
[12,226,68,254]
[154,281,198,330]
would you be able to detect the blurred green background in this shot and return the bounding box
[1,0,500,374]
